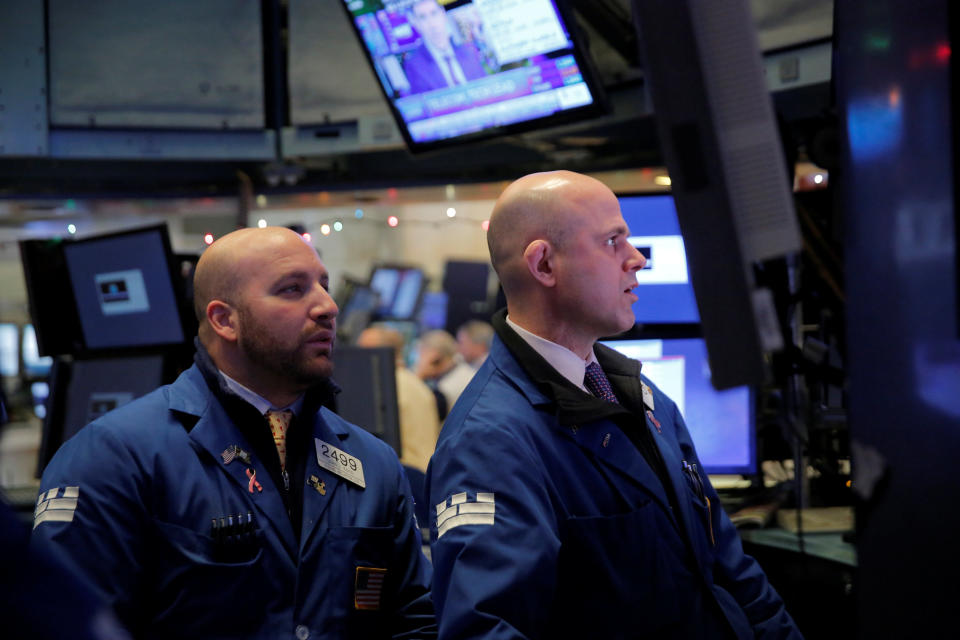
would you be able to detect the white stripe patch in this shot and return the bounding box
[33,486,80,530]
[435,492,496,538]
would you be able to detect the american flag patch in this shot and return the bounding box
[33,486,80,529]
[435,492,495,539]
[354,567,387,610]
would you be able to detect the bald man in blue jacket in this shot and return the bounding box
[427,171,802,639]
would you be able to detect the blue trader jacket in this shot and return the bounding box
[427,315,802,639]
[31,354,436,640]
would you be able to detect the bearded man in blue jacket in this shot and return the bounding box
[32,226,437,639]
[426,170,802,639]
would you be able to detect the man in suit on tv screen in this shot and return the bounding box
[403,0,487,94]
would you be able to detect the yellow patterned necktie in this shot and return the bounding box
[265,410,294,471]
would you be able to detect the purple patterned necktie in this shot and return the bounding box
[584,362,619,404]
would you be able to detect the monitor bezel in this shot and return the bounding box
[333,0,608,153]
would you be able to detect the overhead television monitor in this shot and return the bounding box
[61,225,194,352]
[369,265,426,320]
[37,354,167,476]
[601,335,756,475]
[619,193,700,325]
[337,0,606,151]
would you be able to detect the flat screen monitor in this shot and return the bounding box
[600,336,756,475]
[22,324,53,378]
[369,265,426,320]
[330,345,401,456]
[338,0,605,151]
[619,193,700,325]
[0,323,18,377]
[338,283,381,341]
[62,225,191,352]
[37,354,167,476]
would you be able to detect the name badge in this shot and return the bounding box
[641,382,655,411]
[315,439,366,488]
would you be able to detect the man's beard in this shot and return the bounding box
[237,306,334,388]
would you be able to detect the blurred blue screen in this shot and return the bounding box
[618,194,700,324]
[601,336,755,475]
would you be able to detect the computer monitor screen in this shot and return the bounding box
[62,225,189,351]
[600,336,755,475]
[338,283,381,341]
[22,324,53,378]
[37,354,166,475]
[418,291,449,330]
[331,345,401,456]
[369,266,426,320]
[337,0,604,150]
[0,323,18,377]
[619,194,700,324]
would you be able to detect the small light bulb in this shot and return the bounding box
[481,219,490,231]
[320,224,331,236]
[204,233,215,245]
[333,221,343,232]
[446,207,456,218]
[257,218,267,228]
[388,216,399,227]
[67,224,77,235]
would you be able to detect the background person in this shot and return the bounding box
[455,319,493,370]
[426,171,801,639]
[414,329,476,420]
[31,227,436,639]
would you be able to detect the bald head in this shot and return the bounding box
[487,170,612,296]
[193,227,312,341]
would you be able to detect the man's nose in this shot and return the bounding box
[310,285,339,321]
[626,244,646,272]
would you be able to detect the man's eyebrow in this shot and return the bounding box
[602,224,629,237]
[272,270,327,286]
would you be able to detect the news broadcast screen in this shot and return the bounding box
[341,0,604,149]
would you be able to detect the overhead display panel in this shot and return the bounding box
[332,0,606,151]
[48,0,264,129]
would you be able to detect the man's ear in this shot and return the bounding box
[206,300,238,342]
[523,239,557,287]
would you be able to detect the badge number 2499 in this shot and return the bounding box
[315,439,366,488]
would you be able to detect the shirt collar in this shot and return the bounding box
[505,315,598,392]
[219,371,304,417]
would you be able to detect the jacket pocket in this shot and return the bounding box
[553,505,694,638]
[149,518,267,636]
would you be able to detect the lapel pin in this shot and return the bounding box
[245,468,263,493]
[308,475,327,496]
[222,445,252,465]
